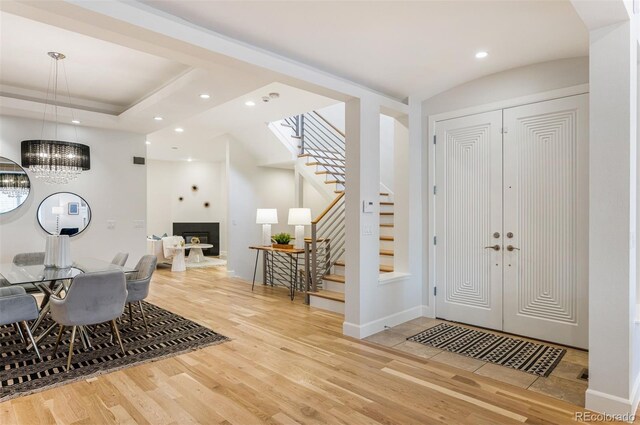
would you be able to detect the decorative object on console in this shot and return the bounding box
[256,208,278,246]
[0,156,31,214]
[38,192,91,237]
[20,52,90,184]
[288,208,311,249]
[272,233,293,249]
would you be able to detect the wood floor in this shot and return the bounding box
[0,267,629,424]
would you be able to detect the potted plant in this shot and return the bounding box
[272,233,293,249]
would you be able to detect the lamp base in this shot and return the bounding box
[294,225,305,249]
[262,224,272,246]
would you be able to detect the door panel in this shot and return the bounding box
[435,110,503,330]
[503,94,588,348]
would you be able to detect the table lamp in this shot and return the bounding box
[52,206,64,235]
[256,208,278,246]
[288,208,311,249]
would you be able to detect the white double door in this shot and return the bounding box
[434,94,588,348]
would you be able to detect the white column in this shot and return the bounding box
[586,17,639,416]
[343,96,381,338]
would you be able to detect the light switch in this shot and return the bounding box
[363,224,373,236]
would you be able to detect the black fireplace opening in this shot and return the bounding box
[173,222,220,256]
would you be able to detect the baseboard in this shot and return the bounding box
[342,305,423,339]
[421,304,435,318]
[226,269,236,278]
[585,383,640,421]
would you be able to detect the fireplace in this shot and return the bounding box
[173,222,220,256]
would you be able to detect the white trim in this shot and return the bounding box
[342,305,423,339]
[426,84,590,320]
[585,383,640,419]
[378,272,411,285]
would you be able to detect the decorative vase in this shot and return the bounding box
[44,235,57,268]
[55,235,72,268]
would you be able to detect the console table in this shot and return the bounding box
[249,246,305,301]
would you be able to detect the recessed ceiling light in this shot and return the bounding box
[174,127,184,133]
[154,116,163,121]
[145,141,151,145]
[187,158,193,162]
[71,119,80,124]
[199,94,210,99]
[245,100,256,107]
[475,51,489,59]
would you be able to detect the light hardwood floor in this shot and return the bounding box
[0,267,631,424]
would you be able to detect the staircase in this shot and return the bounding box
[278,111,394,314]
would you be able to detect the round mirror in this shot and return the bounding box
[37,192,91,237]
[0,156,31,214]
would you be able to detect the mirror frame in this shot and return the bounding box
[0,156,31,215]
[37,192,92,237]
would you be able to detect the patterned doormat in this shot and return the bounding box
[407,323,565,377]
[0,302,229,402]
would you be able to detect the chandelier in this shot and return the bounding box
[20,52,90,184]
[0,173,30,198]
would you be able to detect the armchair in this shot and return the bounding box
[0,286,41,360]
[50,270,128,371]
[126,255,157,334]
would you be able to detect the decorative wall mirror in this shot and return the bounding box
[0,156,31,214]
[37,192,91,236]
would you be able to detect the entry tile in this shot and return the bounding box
[474,363,538,388]
[364,330,407,347]
[389,321,429,337]
[528,375,587,407]
[393,341,442,359]
[430,351,485,372]
[550,360,587,384]
[561,348,588,368]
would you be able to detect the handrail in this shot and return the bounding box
[312,192,345,224]
[313,111,346,138]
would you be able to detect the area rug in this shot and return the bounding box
[407,323,565,377]
[0,302,229,402]
[186,257,227,269]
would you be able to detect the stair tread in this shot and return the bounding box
[380,212,394,216]
[316,171,346,176]
[334,260,394,273]
[326,180,345,184]
[380,236,394,241]
[300,154,345,162]
[323,274,345,283]
[380,249,394,256]
[380,202,394,205]
[380,223,394,228]
[307,162,346,168]
[310,290,345,302]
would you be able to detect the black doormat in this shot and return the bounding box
[408,323,565,377]
[0,301,229,402]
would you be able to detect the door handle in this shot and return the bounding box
[506,245,520,252]
[484,245,500,251]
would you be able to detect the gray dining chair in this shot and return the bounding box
[111,252,129,267]
[126,255,157,334]
[10,252,45,293]
[0,286,41,360]
[50,270,128,371]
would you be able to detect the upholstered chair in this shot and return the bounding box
[126,255,157,334]
[50,270,128,371]
[111,252,129,267]
[12,252,45,266]
[0,286,41,360]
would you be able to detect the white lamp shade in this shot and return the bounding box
[288,208,311,225]
[256,208,278,224]
[51,206,64,215]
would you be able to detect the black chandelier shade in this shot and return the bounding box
[21,140,90,171]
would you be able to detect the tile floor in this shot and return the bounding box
[364,317,589,406]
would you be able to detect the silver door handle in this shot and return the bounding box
[484,245,500,251]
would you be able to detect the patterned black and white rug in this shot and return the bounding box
[408,323,565,377]
[0,302,229,402]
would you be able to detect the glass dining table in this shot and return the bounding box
[0,257,137,349]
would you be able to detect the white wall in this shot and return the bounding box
[225,136,296,281]
[421,57,589,309]
[147,159,227,253]
[0,115,147,266]
[302,177,328,220]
